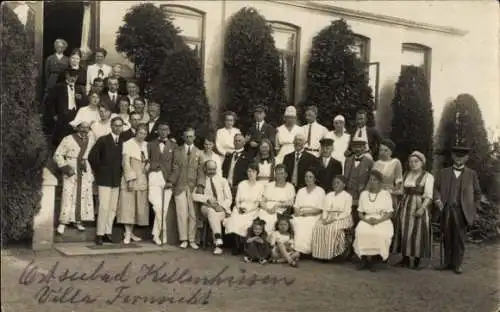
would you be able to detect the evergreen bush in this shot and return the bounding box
[115,3,182,97]
[223,7,286,131]
[390,66,434,170]
[302,19,375,131]
[1,6,48,244]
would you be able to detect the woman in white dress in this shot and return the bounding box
[91,105,119,140]
[225,163,266,254]
[327,115,351,167]
[255,139,276,185]
[353,170,394,271]
[275,106,303,164]
[197,134,223,179]
[117,96,131,131]
[69,91,101,128]
[259,164,296,232]
[216,111,241,156]
[372,138,403,210]
[292,169,326,254]
[54,121,95,235]
[311,175,353,260]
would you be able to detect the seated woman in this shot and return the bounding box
[243,217,271,264]
[269,214,299,267]
[292,168,326,255]
[311,175,353,261]
[258,164,295,233]
[255,139,276,185]
[353,170,394,272]
[224,163,265,255]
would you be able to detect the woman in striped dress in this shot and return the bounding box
[312,175,353,260]
[392,151,434,270]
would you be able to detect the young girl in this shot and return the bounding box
[243,218,271,264]
[269,214,300,267]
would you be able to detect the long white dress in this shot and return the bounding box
[258,182,296,233]
[69,106,100,128]
[54,134,95,223]
[275,125,304,164]
[292,186,326,254]
[216,127,241,156]
[326,131,351,167]
[353,190,394,260]
[224,180,265,236]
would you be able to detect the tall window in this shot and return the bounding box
[402,43,431,83]
[352,34,371,64]
[161,5,205,65]
[269,21,300,105]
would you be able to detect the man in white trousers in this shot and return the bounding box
[192,160,232,255]
[88,116,124,245]
[148,122,177,245]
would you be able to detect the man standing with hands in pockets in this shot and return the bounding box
[148,122,177,245]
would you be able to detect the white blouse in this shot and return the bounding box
[91,114,119,141]
[327,131,351,163]
[235,180,265,212]
[323,190,353,219]
[70,106,100,128]
[86,63,112,93]
[216,127,241,156]
[403,172,434,199]
[262,182,296,211]
[358,190,393,218]
[301,121,328,151]
[295,186,326,210]
[258,161,272,180]
[276,124,304,151]
[123,138,149,161]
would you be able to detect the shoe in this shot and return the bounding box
[412,258,423,270]
[435,264,451,271]
[153,236,162,246]
[259,259,268,265]
[215,238,223,247]
[357,257,368,270]
[395,256,410,268]
[368,261,377,272]
[180,241,188,249]
[162,235,168,245]
[289,260,298,268]
[131,234,142,242]
[103,234,113,243]
[190,242,200,250]
[243,256,252,263]
[453,266,463,275]
[213,247,223,255]
[56,224,65,235]
[74,223,85,231]
[95,236,103,246]
[123,233,131,245]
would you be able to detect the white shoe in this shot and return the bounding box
[153,236,162,246]
[189,242,200,250]
[213,247,223,255]
[215,238,223,246]
[162,233,168,245]
[56,224,65,235]
[131,234,142,242]
[180,241,188,249]
[74,223,85,231]
[123,233,131,245]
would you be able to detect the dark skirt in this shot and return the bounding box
[244,241,271,261]
[392,193,432,259]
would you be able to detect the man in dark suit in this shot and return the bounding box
[316,138,343,193]
[46,69,86,147]
[103,64,127,95]
[434,146,481,274]
[222,133,251,198]
[346,109,381,159]
[88,116,125,245]
[245,105,276,158]
[121,112,142,142]
[148,122,177,245]
[100,76,120,113]
[146,102,162,141]
[283,133,318,190]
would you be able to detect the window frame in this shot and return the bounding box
[160,4,206,70]
[401,42,432,85]
[352,34,371,65]
[268,21,301,105]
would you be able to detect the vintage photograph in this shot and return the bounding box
[1,1,499,311]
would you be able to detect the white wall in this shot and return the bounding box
[100,0,499,135]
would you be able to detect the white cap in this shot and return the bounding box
[333,115,345,122]
[284,106,297,117]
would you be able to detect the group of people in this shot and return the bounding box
[47,40,481,274]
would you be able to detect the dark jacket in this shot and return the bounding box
[283,150,319,190]
[148,138,177,184]
[246,122,276,158]
[146,118,162,142]
[99,92,120,113]
[88,133,123,187]
[433,166,481,226]
[347,126,382,159]
[222,150,251,188]
[103,76,127,95]
[316,156,343,193]
[344,154,374,204]
[120,128,136,142]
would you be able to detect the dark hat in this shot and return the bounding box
[452,145,470,156]
[319,138,334,146]
[380,138,396,152]
[254,105,267,113]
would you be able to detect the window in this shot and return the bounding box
[402,43,431,83]
[352,34,370,64]
[161,5,205,65]
[269,21,300,105]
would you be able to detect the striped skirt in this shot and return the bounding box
[311,217,352,260]
[392,194,432,258]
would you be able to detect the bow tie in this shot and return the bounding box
[160,140,169,144]
[453,167,464,172]
[355,156,364,162]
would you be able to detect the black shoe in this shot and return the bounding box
[395,256,410,268]
[356,257,368,270]
[103,234,113,243]
[435,264,451,271]
[412,258,423,270]
[95,236,103,246]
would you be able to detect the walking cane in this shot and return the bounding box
[160,186,165,244]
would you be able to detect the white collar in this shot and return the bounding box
[55,53,63,58]
[149,117,159,123]
[185,144,193,149]
[108,91,117,96]
[234,148,244,153]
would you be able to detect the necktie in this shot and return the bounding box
[453,166,464,172]
[307,124,312,145]
[234,152,240,162]
[324,158,328,167]
[98,69,104,78]
[210,177,218,200]
[111,94,116,103]
[141,150,146,163]
[256,122,260,132]
[292,152,300,186]
[115,136,119,144]
[187,146,191,156]
[355,156,363,162]
[69,84,74,91]
[357,128,362,138]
